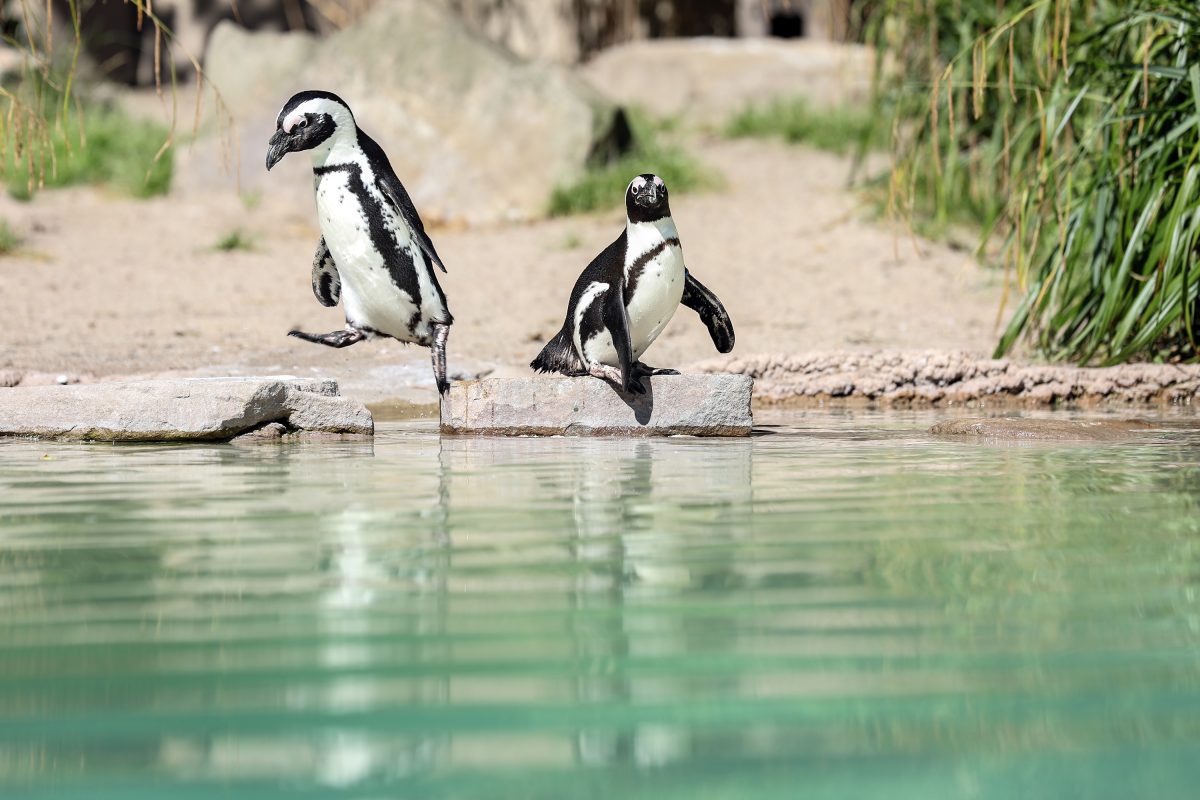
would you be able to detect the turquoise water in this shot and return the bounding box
[2,411,1200,799]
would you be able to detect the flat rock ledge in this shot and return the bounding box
[440,374,753,437]
[931,417,1155,442]
[695,351,1200,407]
[0,378,373,442]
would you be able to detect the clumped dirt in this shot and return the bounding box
[2,137,1007,399]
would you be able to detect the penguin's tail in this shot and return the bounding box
[531,328,584,376]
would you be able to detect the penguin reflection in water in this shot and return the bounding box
[266,91,454,394]
[532,174,735,393]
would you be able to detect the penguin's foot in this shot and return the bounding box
[288,327,365,348]
[632,362,680,379]
[588,363,646,395]
[431,322,450,396]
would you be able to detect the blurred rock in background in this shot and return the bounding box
[2,1,866,222]
[736,0,856,41]
[582,36,870,125]
[184,0,627,224]
[18,0,860,86]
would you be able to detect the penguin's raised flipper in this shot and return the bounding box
[289,328,365,348]
[681,269,735,354]
[311,238,341,307]
[360,134,448,274]
[602,282,643,394]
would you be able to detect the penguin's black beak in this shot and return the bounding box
[635,184,660,207]
[265,129,291,171]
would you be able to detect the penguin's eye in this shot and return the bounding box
[297,117,309,129]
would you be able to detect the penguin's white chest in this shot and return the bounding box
[314,170,421,341]
[315,171,391,270]
[625,242,684,359]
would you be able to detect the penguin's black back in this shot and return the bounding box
[355,130,448,275]
[531,231,627,374]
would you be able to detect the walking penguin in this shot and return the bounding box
[266,90,453,394]
[531,174,734,393]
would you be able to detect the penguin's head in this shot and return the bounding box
[266,90,354,170]
[626,174,670,222]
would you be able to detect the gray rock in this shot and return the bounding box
[231,421,290,442]
[187,1,625,224]
[440,374,753,437]
[582,38,872,126]
[930,417,1155,442]
[0,377,372,441]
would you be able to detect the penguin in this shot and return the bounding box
[531,174,734,394]
[265,90,453,394]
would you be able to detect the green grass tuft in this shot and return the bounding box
[548,113,717,217]
[5,108,173,200]
[240,190,263,210]
[0,219,20,255]
[213,228,255,253]
[726,98,882,155]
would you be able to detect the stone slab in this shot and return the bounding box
[440,374,754,437]
[0,377,373,442]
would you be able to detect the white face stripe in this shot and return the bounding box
[627,175,666,194]
[282,111,306,133]
[279,98,347,132]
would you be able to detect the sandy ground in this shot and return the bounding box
[0,137,1007,401]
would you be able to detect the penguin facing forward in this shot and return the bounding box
[266,90,453,394]
[531,174,734,394]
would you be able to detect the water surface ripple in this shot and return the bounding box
[3,411,1200,798]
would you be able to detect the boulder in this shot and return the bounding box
[440,374,753,436]
[452,0,581,63]
[930,417,1155,442]
[581,38,873,126]
[185,1,626,223]
[0,377,372,441]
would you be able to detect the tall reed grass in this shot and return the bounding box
[1,0,217,198]
[875,0,1200,363]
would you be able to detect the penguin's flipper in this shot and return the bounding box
[681,269,735,354]
[602,282,643,394]
[311,238,341,307]
[360,134,448,274]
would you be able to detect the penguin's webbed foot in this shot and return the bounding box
[588,363,646,395]
[632,362,680,379]
[288,328,365,348]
